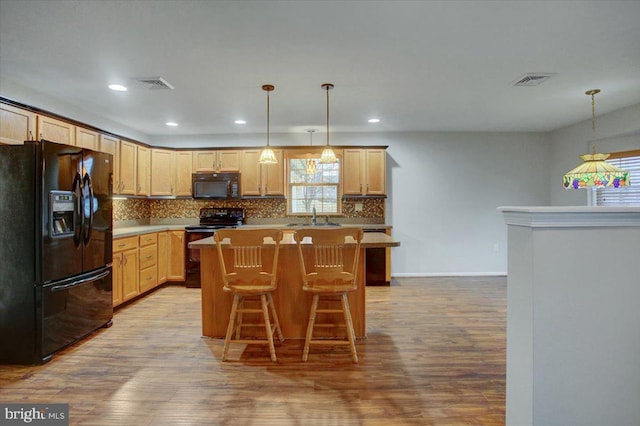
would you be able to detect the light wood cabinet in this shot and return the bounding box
[113,236,140,305]
[193,150,240,172]
[151,149,175,196]
[240,149,284,196]
[37,115,75,145]
[168,230,185,281]
[0,103,35,145]
[174,151,193,196]
[75,127,99,150]
[119,140,137,195]
[139,233,158,293]
[136,145,151,196]
[100,134,119,194]
[157,232,168,284]
[343,148,386,196]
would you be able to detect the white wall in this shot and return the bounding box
[549,102,640,206]
[152,131,552,276]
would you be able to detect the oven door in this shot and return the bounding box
[41,266,113,360]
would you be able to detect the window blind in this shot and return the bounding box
[596,155,640,206]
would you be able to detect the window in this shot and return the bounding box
[288,153,341,214]
[596,150,640,206]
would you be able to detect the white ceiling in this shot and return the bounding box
[1,0,639,137]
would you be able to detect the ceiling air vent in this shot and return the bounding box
[134,77,174,90]
[512,73,555,87]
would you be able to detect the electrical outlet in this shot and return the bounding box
[354,202,363,212]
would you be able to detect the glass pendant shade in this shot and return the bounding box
[259,84,278,164]
[319,83,338,164]
[563,89,630,189]
[305,158,317,175]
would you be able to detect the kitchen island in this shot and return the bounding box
[189,230,400,339]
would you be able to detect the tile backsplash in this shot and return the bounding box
[113,197,385,224]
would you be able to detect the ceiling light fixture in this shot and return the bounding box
[368,118,380,123]
[305,130,317,176]
[234,119,246,124]
[562,89,630,189]
[165,121,178,127]
[258,84,278,164]
[108,84,127,92]
[319,83,337,164]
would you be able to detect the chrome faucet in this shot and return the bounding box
[312,206,317,225]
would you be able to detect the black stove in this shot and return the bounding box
[184,208,244,287]
[185,207,245,232]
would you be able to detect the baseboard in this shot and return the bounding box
[392,272,507,278]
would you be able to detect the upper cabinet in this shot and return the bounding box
[193,150,240,172]
[343,148,386,196]
[240,149,284,196]
[0,103,35,145]
[100,134,120,195]
[75,127,99,150]
[37,115,75,145]
[136,146,151,196]
[151,149,193,196]
[118,140,137,195]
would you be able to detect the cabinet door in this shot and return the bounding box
[168,230,185,281]
[136,146,151,196]
[119,140,137,195]
[365,149,386,195]
[112,252,124,307]
[157,232,168,284]
[122,249,139,301]
[75,127,99,150]
[192,151,217,172]
[100,135,120,194]
[240,150,262,196]
[263,149,284,195]
[174,151,193,196]
[151,149,175,196]
[343,149,364,195]
[0,103,35,145]
[37,115,75,145]
[218,150,240,171]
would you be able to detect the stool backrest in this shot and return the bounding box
[293,227,364,288]
[213,228,283,289]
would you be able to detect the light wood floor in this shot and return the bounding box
[0,277,506,425]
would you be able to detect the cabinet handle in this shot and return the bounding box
[366,183,369,193]
[123,256,127,266]
[29,130,34,140]
[40,133,43,140]
[146,255,153,259]
[117,243,126,248]
[359,183,362,193]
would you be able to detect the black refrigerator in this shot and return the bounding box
[0,140,113,364]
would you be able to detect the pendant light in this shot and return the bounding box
[562,89,629,189]
[319,83,338,163]
[305,130,318,175]
[259,84,278,164]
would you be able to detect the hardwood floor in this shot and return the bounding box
[0,277,506,425]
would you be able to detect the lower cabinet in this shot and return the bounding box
[113,229,186,308]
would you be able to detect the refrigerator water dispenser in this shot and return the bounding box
[49,190,75,238]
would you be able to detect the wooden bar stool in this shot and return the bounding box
[213,228,284,362]
[294,227,364,363]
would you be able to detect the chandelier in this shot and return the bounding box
[305,130,317,175]
[258,84,278,164]
[319,83,338,163]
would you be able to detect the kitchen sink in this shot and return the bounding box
[287,222,342,227]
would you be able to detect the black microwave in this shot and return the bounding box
[192,172,241,199]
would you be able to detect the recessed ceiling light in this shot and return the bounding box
[165,122,179,127]
[368,118,380,123]
[108,84,127,92]
[234,119,246,124]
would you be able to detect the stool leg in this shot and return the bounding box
[267,293,284,342]
[341,293,358,363]
[223,294,241,361]
[261,294,277,362]
[303,294,320,362]
[235,297,244,339]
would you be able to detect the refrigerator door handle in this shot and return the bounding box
[72,172,83,248]
[82,172,94,245]
[50,268,111,292]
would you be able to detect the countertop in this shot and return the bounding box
[189,231,400,249]
[113,223,392,238]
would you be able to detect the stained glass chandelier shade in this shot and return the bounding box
[562,89,629,189]
[305,130,317,175]
[259,84,278,164]
[319,83,338,164]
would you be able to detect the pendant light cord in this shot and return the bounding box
[325,86,330,147]
[266,89,270,148]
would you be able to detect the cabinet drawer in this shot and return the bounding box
[139,233,158,246]
[139,266,158,293]
[139,244,157,269]
[113,236,138,252]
